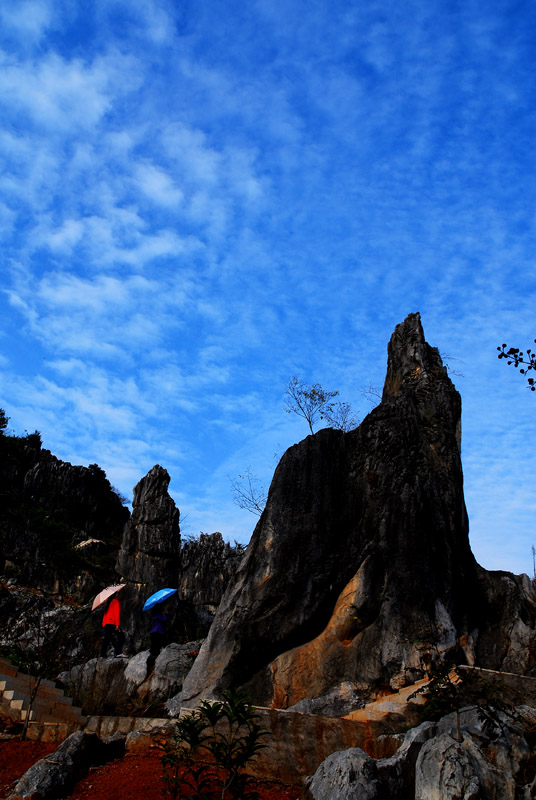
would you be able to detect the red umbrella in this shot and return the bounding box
[92,583,126,611]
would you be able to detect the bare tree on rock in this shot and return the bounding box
[284,376,358,434]
[230,467,267,516]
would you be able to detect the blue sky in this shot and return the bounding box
[1,0,535,575]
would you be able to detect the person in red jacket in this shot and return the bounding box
[100,596,126,658]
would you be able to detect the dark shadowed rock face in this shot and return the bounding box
[0,441,128,597]
[179,532,245,632]
[179,313,536,709]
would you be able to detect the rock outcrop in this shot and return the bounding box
[1,450,242,679]
[177,313,536,710]
[116,465,181,651]
[304,706,536,799]
[59,642,202,716]
[7,730,125,800]
[0,440,128,597]
[117,464,180,588]
[179,532,245,634]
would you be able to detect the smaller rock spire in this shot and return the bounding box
[117,464,180,587]
[382,312,447,402]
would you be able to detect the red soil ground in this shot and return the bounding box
[0,739,57,798]
[0,739,302,800]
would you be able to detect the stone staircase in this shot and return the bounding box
[0,656,87,734]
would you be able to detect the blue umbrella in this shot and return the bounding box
[143,588,177,611]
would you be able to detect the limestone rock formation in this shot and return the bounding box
[7,730,125,800]
[414,731,513,799]
[178,313,536,710]
[304,707,536,799]
[116,465,181,651]
[179,532,245,633]
[117,464,180,588]
[0,439,128,596]
[0,585,96,670]
[287,681,365,717]
[1,453,241,674]
[304,748,382,800]
[59,642,202,715]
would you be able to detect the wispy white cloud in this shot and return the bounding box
[6,268,206,361]
[0,1,54,44]
[134,162,184,208]
[0,52,117,130]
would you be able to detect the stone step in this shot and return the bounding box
[1,679,66,704]
[13,691,80,714]
[2,688,22,701]
[0,670,58,691]
[0,661,86,726]
[0,675,70,702]
[6,696,86,724]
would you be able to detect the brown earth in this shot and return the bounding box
[0,738,301,800]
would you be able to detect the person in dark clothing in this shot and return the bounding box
[145,609,168,677]
[150,610,168,657]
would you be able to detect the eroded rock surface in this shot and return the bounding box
[59,641,201,715]
[0,442,128,598]
[305,707,536,800]
[178,313,536,710]
[8,730,125,800]
[179,532,245,633]
[304,748,382,800]
[117,464,180,589]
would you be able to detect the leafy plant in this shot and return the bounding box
[498,340,536,391]
[161,688,269,799]
[162,712,213,799]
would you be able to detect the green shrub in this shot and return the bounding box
[161,688,268,799]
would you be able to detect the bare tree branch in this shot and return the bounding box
[230,467,267,516]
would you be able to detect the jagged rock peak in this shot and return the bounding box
[117,464,180,587]
[382,312,447,401]
[133,463,173,505]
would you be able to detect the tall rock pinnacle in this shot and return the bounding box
[176,314,535,710]
[116,464,181,650]
[117,464,180,588]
